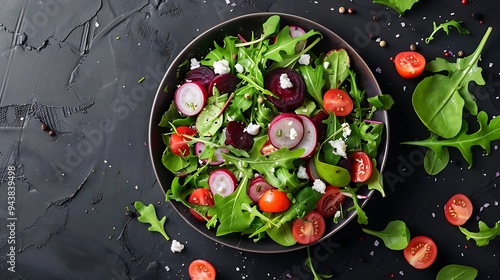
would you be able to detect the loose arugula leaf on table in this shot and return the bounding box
[459,221,500,246]
[403,111,500,169]
[133,201,170,241]
[423,138,450,175]
[323,49,350,89]
[412,27,492,139]
[373,0,419,16]
[306,247,333,280]
[436,264,478,280]
[362,220,410,250]
[425,20,470,44]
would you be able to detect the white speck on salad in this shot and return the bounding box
[334,210,341,219]
[244,123,260,135]
[235,63,244,73]
[279,73,293,89]
[289,127,298,140]
[298,54,311,65]
[328,139,347,158]
[297,166,308,180]
[170,240,184,253]
[213,59,230,74]
[312,179,326,194]
[341,122,351,138]
[323,61,330,69]
[190,58,200,70]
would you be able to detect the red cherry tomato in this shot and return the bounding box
[169,126,196,156]
[323,88,353,117]
[347,151,373,183]
[403,236,438,269]
[315,186,346,217]
[292,211,326,245]
[444,194,473,226]
[188,188,215,221]
[258,189,291,213]
[394,51,426,79]
[188,259,216,280]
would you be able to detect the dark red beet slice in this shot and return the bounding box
[185,66,215,89]
[225,121,253,151]
[264,68,305,112]
[208,73,240,96]
[311,109,329,141]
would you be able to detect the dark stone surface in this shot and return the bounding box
[0,0,499,279]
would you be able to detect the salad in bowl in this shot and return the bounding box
[149,13,391,253]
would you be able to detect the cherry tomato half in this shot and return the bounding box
[188,259,216,280]
[188,188,215,221]
[169,126,196,156]
[323,88,353,117]
[292,211,326,245]
[403,236,438,269]
[444,193,473,226]
[347,151,373,183]
[394,51,426,79]
[315,186,346,217]
[258,189,291,213]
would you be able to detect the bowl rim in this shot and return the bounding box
[148,12,390,253]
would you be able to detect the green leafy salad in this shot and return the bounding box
[158,15,393,246]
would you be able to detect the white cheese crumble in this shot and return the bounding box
[235,63,244,73]
[298,54,311,65]
[280,73,293,89]
[341,122,351,138]
[328,139,347,158]
[190,58,200,70]
[243,123,260,135]
[289,127,298,140]
[312,179,326,194]
[323,61,330,69]
[171,240,184,253]
[213,59,230,74]
[297,165,309,180]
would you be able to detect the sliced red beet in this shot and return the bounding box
[208,73,240,96]
[225,121,254,151]
[264,68,305,112]
[185,66,216,89]
[248,176,276,203]
[268,113,304,149]
[208,169,237,197]
[311,110,329,141]
[292,115,318,158]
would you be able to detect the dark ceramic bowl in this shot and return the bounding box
[149,12,389,253]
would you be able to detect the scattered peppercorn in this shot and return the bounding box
[48,130,56,137]
[410,43,416,51]
[379,40,387,48]
[41,123,48,131]
[458,50,464,57]
[347,7,354,14]
[372,15,379,21]
[369,34,377,41]
[339,6,345,14]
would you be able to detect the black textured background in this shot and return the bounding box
[0,0,499,279]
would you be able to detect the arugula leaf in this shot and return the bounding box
[423,141,449,175]
[306,247,333,280]
[266,221,297,247]
[363,160,386,197]
[373,0,419,16]
[403,111,500,168]
[235,15,280,47]
[196,93,226,137]
[264,27,322,63]
[459,221,500,246]
[345,186,368,225]
[367,94,394,111]
[161,146,198,174]
[323,49,350,89]
[299,57,326,107]
[276,187,322,227]
[412,27,492,139]
[208,177,254,236]
[133,201,170,241]
[362,220,410,250]
[159,103,195,127]
[425,20,470,44]
[322,113,342,164]
[347,70,365,120]
[436,264,478,280]
[202,36,238,69]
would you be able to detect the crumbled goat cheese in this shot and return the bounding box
[213,59,230,75]
[280,73,293,89]
[341,122,351,138]
[312,179,326,194]
[171,240,184,253]
[298,54,311,65]
[235,63,244,73]
[244,123,260,135]
[297,166,309,180]
[289,127,298,140]
[323,61,330,69]
[328,139,347,158]
[190,58,200,70]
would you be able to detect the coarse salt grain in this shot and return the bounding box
[375,67,382,73]
[374,240,380,246]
